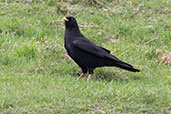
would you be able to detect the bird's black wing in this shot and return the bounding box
[73,38,139,72]
[73,38,128,63]
[72,38,113,58]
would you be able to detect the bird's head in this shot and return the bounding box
[62,16,79,29]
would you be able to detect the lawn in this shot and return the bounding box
[0,0,170,113]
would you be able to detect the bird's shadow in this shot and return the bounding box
[94,71,128,82]
[71,69,129,82]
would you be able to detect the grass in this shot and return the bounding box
[0,0,170,113]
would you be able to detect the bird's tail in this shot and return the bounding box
[114,62,140,72]
[104,58,140,72]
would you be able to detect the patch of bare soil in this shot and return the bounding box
[160,52,171,64]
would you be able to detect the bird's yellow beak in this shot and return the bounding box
[62,17,69,22]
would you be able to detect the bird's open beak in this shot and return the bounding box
[62,17,69,22]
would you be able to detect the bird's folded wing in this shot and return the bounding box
[73,39,107,57]
[73,39,131,66]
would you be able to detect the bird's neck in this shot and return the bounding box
[65,27,81,36]
[65,27,83,42]
[66,26,80,32]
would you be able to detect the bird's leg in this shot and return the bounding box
[77,73,85,81]
[87,74,92,82]
[87,70,93,82]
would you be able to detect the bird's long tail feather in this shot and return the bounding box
[104,58,140,72]
[114,62,140,72]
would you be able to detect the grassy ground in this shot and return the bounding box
[0,0,170,113]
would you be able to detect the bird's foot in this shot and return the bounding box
[77,73,85,81]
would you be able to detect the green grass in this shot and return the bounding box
[0,0,170,113]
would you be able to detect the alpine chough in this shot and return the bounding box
[63,16,140,81]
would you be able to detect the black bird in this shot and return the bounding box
[63,16,140,81]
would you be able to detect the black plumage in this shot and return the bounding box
[63,16,140,81]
